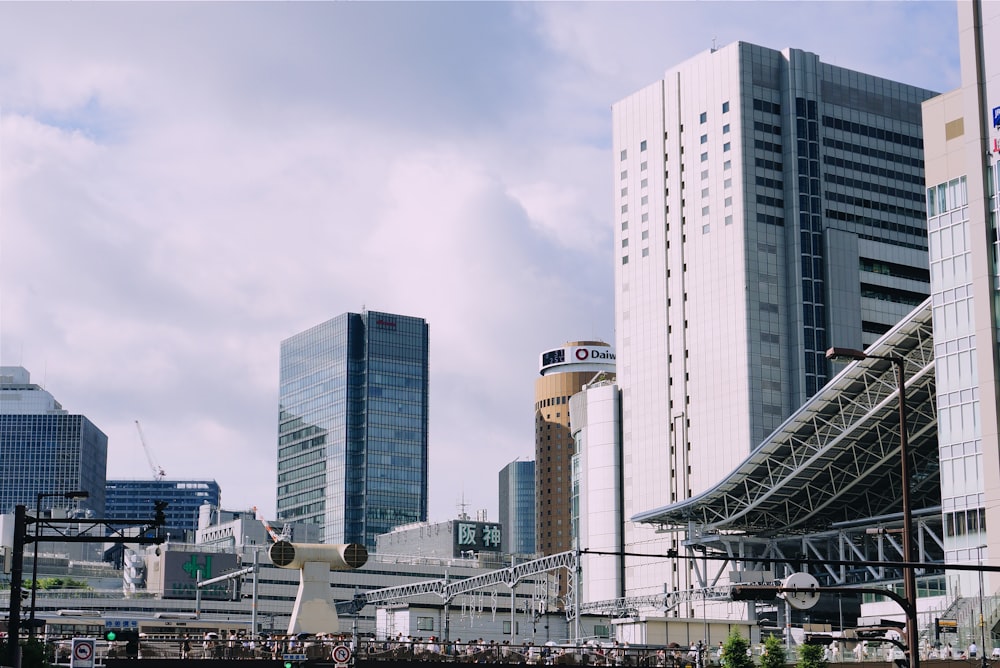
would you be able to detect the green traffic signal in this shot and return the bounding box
[284,662,293,668]
[105,630,117,641]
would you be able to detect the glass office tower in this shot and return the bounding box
[277,310,429,548]
[105,479,221,541]
[498,459,536,555]
[0,366,106,516]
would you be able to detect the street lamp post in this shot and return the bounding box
[29,490,89,639]
[826,347,918,668]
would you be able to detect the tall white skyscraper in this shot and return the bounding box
[613,42,937,597]
[921,0,1000,597]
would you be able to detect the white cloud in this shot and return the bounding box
[0,1,958,526]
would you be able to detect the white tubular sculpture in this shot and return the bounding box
[269,540,368,635]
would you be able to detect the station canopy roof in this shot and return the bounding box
[633,299,938,536]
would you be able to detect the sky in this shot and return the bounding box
[0,1,961,525]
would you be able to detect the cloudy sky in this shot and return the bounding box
[0,1,960,524]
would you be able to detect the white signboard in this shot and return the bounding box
[71,638,96,668]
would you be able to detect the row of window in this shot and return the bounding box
[826,209,928,240]
[824,155,925,186]
[823,137,924,169]
[822,115,923,149]
[824,190,926,221]
[826,172,925,203]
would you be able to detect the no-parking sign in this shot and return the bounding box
[71,638,96,668]
[332,644,352,665]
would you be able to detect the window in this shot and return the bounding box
[722,101,730,113]
[641,212,648,222]
[621,221,628,231]
[701,170,709,180]
[641,230,649,240]
[640,161,648,171]
[723,160,732,170]
[620,150,627,160]
[723,142,731,152]
[621,187,628,196]
[641,195,648,205]
[701,188,709,198]
[417,617,434,631]
[702,224,710,234]
[723,124,730,134]
[622,256,629,264]
[699,112,707,123]
[641,178,648,188]
[700,152,708,162]
[725,196,732,207]
[642,248,649,257]
[701,206,710,215]
[724,178,732,188]
[725,215,733,225]
[700,134,708,144]
[640,140,647,151]
[620,171,627,180]
[621,204,628,213]
[622,238,629,248]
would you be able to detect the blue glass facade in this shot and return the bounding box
[0,415,107,516]
[105,479,221,541]
[498,460,535,555]
[278,310,429,548]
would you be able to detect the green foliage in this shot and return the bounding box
[37,577,91,590]
[760,635,787,668]
[9,638,53,668]
[797,642,828,668]
[721,630,755,668]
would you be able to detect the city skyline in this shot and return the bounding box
[0,2,961,523]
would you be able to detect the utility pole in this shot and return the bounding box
[8,505,28,668]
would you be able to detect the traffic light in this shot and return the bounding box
[105,630,117,642]
[153,500,168,526]
[105,629,138,642]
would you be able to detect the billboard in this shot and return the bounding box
[451,520,503,556]
[156,551,240,600]
[538,345,615,375]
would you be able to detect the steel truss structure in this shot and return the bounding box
[634,298,937,537]
[362,302,944,621]
[362,550,578,607]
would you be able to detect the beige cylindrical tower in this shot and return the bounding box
[534,341,615,557]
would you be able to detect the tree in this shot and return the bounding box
[721,630,755,668]
[760,636,786,668]
[798,642,828,668]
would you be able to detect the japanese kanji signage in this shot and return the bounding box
[452,520,503,555]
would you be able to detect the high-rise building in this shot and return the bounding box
[613,43,937,596]
[498,459,536,555]
[0,366,107,516]
[534,342,614,556]
[569,376,623,605]
[105,479,222,541]
[921,0,1000,597]
[277,310,429,548]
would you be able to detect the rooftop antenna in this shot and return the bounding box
[457,492,470,521]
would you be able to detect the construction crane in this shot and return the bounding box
[253,506,290,543]
[134,420,166,481]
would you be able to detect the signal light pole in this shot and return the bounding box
[826,347,917,668]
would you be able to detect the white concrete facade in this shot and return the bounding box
[613,42,936,599]
[922,0,1000,599]
[570,380,623,605]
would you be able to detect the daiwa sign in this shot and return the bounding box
[539,345,616,374]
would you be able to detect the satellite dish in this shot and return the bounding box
[783,572,820,610]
